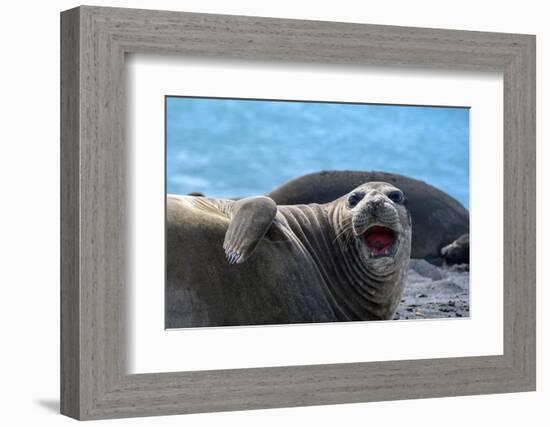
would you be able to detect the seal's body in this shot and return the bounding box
[266,170,469,264]
[166,182,412,328]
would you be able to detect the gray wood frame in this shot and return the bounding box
[60,5,536,420]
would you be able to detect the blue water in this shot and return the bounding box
[166,97,470,208]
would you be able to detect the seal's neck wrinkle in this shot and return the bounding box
[322,202,402,320]
[329,201,397,278]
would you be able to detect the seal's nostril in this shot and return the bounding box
[368,198,384,211]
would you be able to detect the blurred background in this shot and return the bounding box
[166,97,470,208]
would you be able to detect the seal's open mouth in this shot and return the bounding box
[362,226,398,258]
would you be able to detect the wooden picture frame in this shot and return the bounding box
[60,5,536,420]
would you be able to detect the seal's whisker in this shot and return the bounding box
[333,227,356,250]
[334,217,352,230]
[334,220,351,233]
[333,222,352,244]
[332,231,347,244]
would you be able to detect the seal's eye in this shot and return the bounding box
[347,192,364,208]
[387,191,404,204]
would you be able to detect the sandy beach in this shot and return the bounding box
[395,259,470,320]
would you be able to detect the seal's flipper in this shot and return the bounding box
[223,196,277,264]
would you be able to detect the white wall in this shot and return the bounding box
[0,0,546,425]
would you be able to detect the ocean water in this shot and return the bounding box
[166,97,470,208]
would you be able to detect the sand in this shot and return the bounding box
[394,259,470,320]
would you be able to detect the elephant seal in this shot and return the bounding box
[166,182,412,328]
[265,170,469,264]
[440,233,469,265]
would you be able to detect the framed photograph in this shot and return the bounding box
[163,96,471,329]
[60,6,535,420]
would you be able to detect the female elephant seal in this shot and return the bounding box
[166,182,412,328]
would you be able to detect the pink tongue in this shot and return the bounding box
[364,228,395,255]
